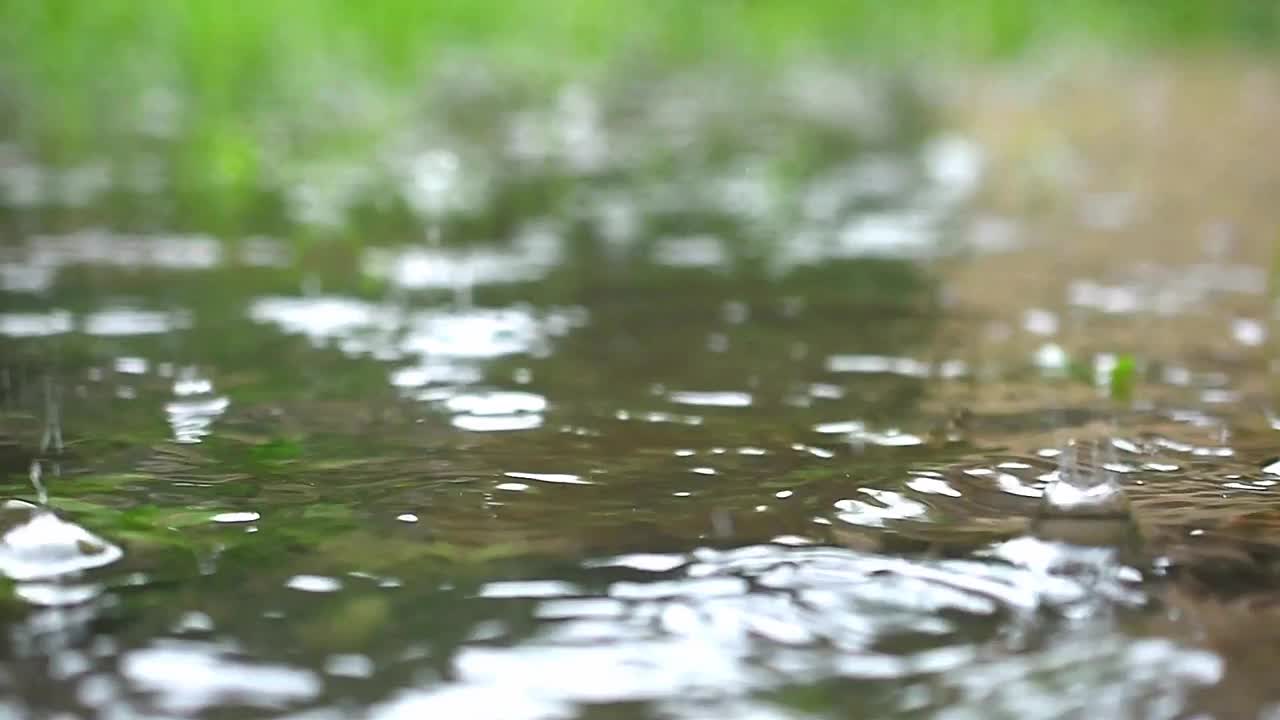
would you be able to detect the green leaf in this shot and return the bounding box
[1109,354,1137,402]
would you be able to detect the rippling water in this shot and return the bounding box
[2,64,1280,718]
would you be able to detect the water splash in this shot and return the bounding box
[0,501,123,582]
[39,375,61,456]
[1041,441,1130,518]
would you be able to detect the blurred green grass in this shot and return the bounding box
[4,0,1276,142]
[4,0,1277,116]
[0,0,1276,233]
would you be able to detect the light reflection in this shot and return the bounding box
[14,582,102,607]
[653,235,727,268]
[165,396,229,444]
[834,489,929,528]
[285,575,343,593]
[480,581,581,599]
[401,309,551,359]
[249,297,385,346]
[84,308,188,336]
[210,512,259,524]
[325,653,375,679]
[122,643,321,714]
[502,471,590,486]
[363,237,560,291]
[0,311,72,337]
[453,413,544,432]
[668,390,753,408]
[357,541,1216,719]
[826,354,930,377]
[27,230,221,270]
[390,362,483,388]
[403,149,464,214]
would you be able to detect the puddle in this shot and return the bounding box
[1,60,1280,718]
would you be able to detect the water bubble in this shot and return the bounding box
[0,509,123,582]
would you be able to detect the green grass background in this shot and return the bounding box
[4,0,1276,124]
[0,0,1276,231]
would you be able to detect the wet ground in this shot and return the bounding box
[2,60,1280,718]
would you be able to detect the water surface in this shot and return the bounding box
[2,63,1280,718]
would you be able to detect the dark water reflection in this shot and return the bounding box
[1,66,1278,718]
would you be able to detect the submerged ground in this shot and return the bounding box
[2,58,1280,718]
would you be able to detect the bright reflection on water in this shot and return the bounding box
[2,64,1280,719]
[369,543,1212,720]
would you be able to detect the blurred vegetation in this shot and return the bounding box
[0,0,1274,237]
[2,0,1277,148]
[4,0,1279,85]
